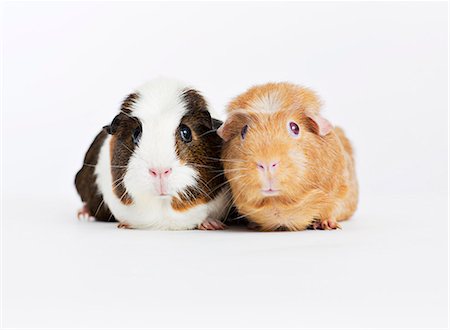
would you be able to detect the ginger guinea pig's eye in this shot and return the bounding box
[288,121,300,138]
[241,125,249,140]
[132,126,142,145]
[179,124,192,143]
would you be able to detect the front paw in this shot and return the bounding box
[77,204,95,221]
[311,219,342,230]
[197,218,227,230]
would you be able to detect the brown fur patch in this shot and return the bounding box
[75,130,114,221]
[171,196,207,212]
[170,89,225,212]
[109,135,133,205]
[106,93,141,205]
[121,93,139,114]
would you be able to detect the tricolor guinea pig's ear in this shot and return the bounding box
[103,113,123,135]
[305,111,333,136]
[211,118,223,130]
[217,110,249,142]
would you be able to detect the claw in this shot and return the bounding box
[118,222,132,229]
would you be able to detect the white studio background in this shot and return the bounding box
[1,1,448,329]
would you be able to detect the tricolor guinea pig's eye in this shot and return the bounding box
[179,124,192,143]
[241,125,249,140]
[132,126,142,145]
[288,121,300,138]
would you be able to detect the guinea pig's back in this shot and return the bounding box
[333,126,358,220]
[334,127,353,160]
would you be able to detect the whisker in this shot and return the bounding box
[83,162,128,169]
[197,129,218,138]
[203,156,245,163]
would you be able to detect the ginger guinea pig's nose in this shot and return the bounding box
[256,160,280,173]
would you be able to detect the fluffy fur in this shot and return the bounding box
[218,82,358,231]
[75,78,228,230]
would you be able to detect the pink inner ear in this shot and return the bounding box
[216,110,249,142]
[216,124,226,141]
[307,113,333,136]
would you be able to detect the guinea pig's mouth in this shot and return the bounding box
[261,189,281,196]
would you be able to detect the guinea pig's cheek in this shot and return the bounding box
[123,156,154,196]
[289,150,307,169]
[170,163,199,193]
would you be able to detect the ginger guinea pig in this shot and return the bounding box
[217,82,358,231]
[75,78,228,230]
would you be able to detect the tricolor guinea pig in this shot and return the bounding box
[217,82,358,231]
[75,78,229,230]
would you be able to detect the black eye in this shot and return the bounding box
[179,124,192,143]
[288,121,300,137]
[132,126,142,145]
[241,125,248,140]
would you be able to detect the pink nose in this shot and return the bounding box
[149,168,172,177]
[257,161,280,171]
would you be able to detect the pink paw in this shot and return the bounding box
[198,218,226,230]
[312,219,342,230]
[77,204,95,221]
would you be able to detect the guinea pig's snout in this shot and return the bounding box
[149,167,172,178]
[149,167,172,196]
[257,160,281,196]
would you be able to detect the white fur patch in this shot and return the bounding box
[249,91,282,113]
[206,186,231,220]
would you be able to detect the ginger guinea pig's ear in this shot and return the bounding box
[305,111,333,136]
[217,110,249,142]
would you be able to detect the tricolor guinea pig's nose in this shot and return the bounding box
[149,168,172,177]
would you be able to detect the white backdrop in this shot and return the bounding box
[2,1,448,329]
